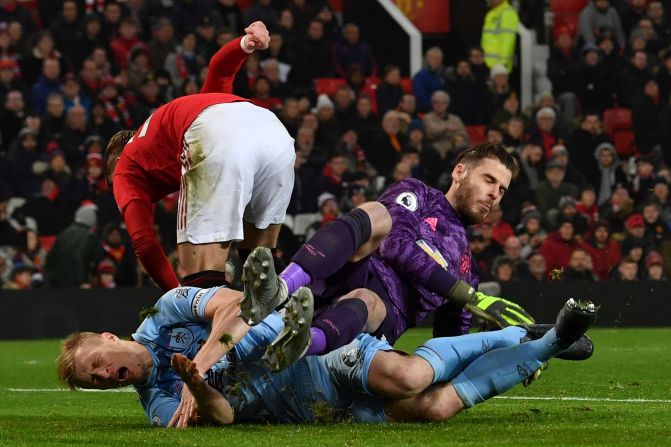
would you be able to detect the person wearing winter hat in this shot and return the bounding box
[45,203,99,287]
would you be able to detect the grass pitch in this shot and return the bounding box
[0,328,670,447]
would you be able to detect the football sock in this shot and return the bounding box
[415,326,526,384]
[285,209,372,295]
[451,328,564,408]
[308,298,369,355]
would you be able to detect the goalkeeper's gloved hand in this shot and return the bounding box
[468,291,535,328]
[446,280,535,328]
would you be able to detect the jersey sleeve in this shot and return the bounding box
[154,286,220,324]
[377,179,460,291]
[122,198,180,291]
[200,36,248,94]
[141,387,180,427]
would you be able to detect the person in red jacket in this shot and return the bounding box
[539,215,582,278]
[103,21,295,290]
[580,220,621,280]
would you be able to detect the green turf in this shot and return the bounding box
[1,328,670,447]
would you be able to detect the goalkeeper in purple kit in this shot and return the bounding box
[241,143,536,370]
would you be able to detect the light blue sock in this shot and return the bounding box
[414,326,526,384]
[451,328,564,408]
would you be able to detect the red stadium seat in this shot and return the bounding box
[314,78,347,96]
[466,125,487,145]
[612,130,637,157]
[550,0,588,14]
[603,108,633,137]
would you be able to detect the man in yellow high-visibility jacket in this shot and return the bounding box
[481,0,519,72]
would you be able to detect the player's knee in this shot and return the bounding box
[422,398,462,422]
[387,366,428,397]
[355,202,391,241]
[341,289,384,320]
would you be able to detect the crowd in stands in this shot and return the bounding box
[0,0,670,289]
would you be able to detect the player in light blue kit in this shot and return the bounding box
[240,143,537,371]
[57,285,597,427]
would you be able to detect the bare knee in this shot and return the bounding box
[421,384,465,421]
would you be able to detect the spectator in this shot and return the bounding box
[481,0,519,72]
[491,255,517,282]
[31,58,62,116]
[127,47,154,93]
[576,185,600,227]
[290,19,332,88]
[0,58,25,103]
[492,92,525,134]
[578,0,626,49]
[486,205,514,245]
[600,184,634,234]
[647,1,671,47]
[469,226,503,281]
[405,120,443,187]
[621,213,651,258]
[657,49,671,102]
[631,155,658,202]
[525,252,547,281]
[0,89,27,153]
[45,203,98,287]
[244,0,278,28]
[412,46,446,112]
[539,216,582,278]
[147,18,175,73]
[447,59,492,125]
[502,235,530,278]
[8,127,44,198]
[535,160,580,220]
[422,90,465,160]
[109,18,146,70]
[633,79,667,157]
[332,86,355,127]
[368,110,407,176]
[568,113,610,179]
[41,92,65,144]
[61,73,91,118]
[644,250,666,280]
[641,201,670,248]
[332,23,376,78]
[528,107,564,159]
[556,195,589,236]
[2,264,34,290]
[346,94,379,147]
[98,79,133,129]
[467,46,489,83]
[562,248,597,281]
[305,192,341,240]
[376,64,404,118]
[74,15,107,69]
[213,0,245,35]
[621,0,649,36]
[17,175,74,238]
[589,142,629,205]
[613,256,639,280]
[573,43,615,114]
[517,142,544,191]
[549,144,586,188]
[49,0,80,66]
[93,258,116,289]
[61,105,90,172]
[617,50,652,108]
[261,58,292,100]
[89,100,121,143]
[582,220,621,279]
[649,178,671,223]
[165,31,201,87]
[548,28,581,120]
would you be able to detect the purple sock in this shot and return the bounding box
[309,298,369,355]
[306,327,327,355]
[279,262,312,296]
[290,210,371,285]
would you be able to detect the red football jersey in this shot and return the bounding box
[111,36,250,290]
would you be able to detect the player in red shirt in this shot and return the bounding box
[103,22,295,290]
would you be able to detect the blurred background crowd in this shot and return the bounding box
[0,0,670,290]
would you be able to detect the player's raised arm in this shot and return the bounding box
[200,21,270,94]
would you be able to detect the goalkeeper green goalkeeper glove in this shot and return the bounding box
[467,292,535,328]
[447,280,535,328]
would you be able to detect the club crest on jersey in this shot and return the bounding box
[169,327,193,349]
[395,192,418,211]
[174,288,189,299]
[460,251,471,276]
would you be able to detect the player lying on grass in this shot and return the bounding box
[57,285,597,427]
[103,20,295,292]
[240,144,535,370]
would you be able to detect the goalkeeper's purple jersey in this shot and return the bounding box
[369,179,478,338]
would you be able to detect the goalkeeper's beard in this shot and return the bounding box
[454,175,492,226]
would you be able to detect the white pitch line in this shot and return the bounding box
[494,396,671,404]
[3,389,670,403]
[4,388,134,393]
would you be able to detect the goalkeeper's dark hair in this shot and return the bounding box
[103,130,135,187]
[57,332,101,390]
[455,142,518,177]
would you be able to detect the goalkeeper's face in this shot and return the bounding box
[453,158,512,225]
[73,333,146,389]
